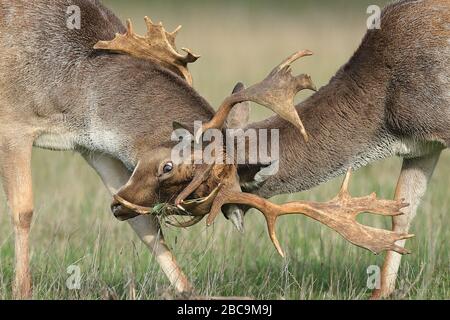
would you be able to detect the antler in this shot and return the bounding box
[178,169,413,257]
[195,50,316,143]
[94,17,200,85]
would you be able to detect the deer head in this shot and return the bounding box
[110,97,250,227]
[100,17,248,226]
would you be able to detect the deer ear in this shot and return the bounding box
[226,83,250,129]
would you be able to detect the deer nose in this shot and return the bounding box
[111,202,121,214]
[110,201,139,221]
[111,202,125,219]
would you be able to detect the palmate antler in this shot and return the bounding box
[94,17,200,85]
[195,50,316,143]
[178,170,413,257]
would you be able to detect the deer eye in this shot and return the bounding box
[163,162,174,174]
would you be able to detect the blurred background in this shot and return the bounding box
[0,0,448,299]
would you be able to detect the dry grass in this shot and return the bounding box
[0,1,448,299]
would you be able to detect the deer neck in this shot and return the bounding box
[74,56,215,170]
[250,68,400,197]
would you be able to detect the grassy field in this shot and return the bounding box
[0,1,449,300]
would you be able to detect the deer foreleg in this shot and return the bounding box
[0,136,34,299]
[371,150,441,299]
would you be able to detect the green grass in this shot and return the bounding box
[0,1,449,300]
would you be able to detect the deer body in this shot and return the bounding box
[243,0,449,298]
[0,0,216,298]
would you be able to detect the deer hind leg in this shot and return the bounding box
[82,152,193,295]
[371,150,442,299]
[0,136,34,299]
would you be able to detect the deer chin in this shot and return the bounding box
[110,184,221,225]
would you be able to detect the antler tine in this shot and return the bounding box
[200,188,289,256]
[113,194,153,215]
[143,16,200,65]
[195,50,316,143]
[182,48,201,63]
[192,169,413,257]
[337,168,352,199]
[113,194,194,217]
[171,25,183,36]
[126,19,134,35]
[273,50,313,75]
[175,164,214,206]
[94,17,199,86]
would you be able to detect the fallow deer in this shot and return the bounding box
[0,0,338,300]
[174,0,449,299]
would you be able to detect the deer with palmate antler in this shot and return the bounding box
[117,0,449,299]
